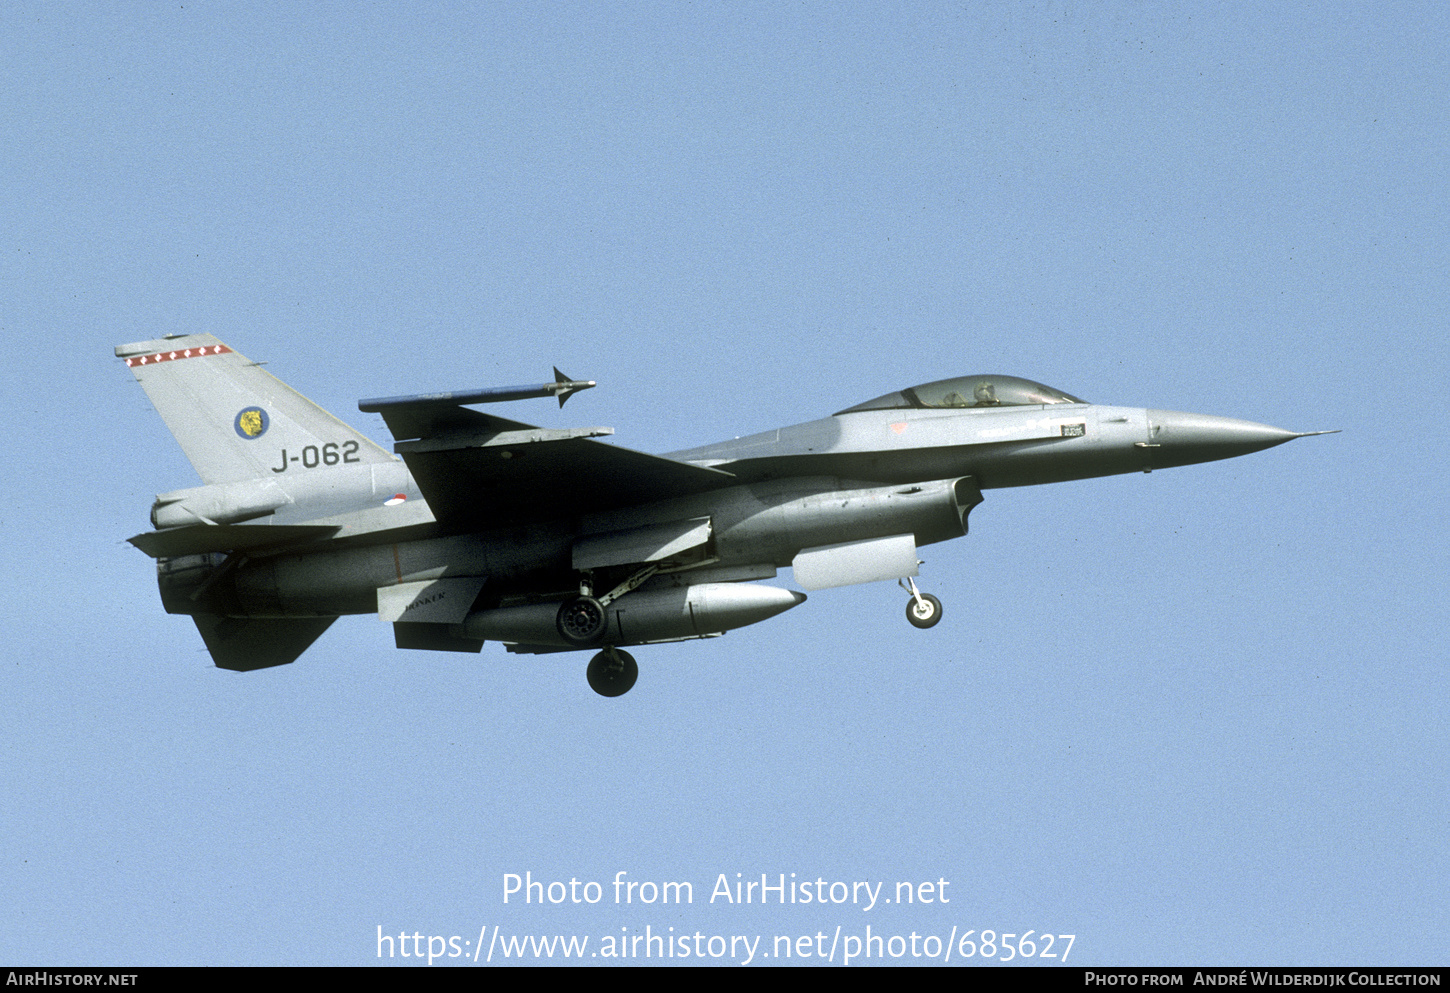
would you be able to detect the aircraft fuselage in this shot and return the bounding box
[161,402,1303,622]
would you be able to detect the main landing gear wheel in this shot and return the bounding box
[906,592,943,629]
[587,648,638,697]
[557,595,607,646]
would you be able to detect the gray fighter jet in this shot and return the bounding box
[118,335,1334,696]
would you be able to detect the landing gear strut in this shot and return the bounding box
[900,577,942,629]
[587,647,638,697]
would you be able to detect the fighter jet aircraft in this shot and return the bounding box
[118,334,1334,696]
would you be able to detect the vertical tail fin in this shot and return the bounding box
[116,334,394,484]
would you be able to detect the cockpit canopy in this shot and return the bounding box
[836,375,1086,414]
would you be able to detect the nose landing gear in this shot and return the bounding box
[587,647,638,697]
[900,577,942,629]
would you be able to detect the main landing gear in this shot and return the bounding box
[556,595,607,646]
[558,570,650,696]
[556,564,663,647]
[900,577,943,629]
[587,647,638,697]
[557,596,637,696]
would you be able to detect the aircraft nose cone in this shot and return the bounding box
[1145,410,1304,468]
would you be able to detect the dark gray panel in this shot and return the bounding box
[400,438,735,528]
[191,614,337,671]
[129,523,341,558]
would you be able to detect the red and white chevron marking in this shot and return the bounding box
[124,344,232,367]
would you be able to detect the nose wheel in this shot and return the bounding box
[587,647,638,697]
[900,577,943,629]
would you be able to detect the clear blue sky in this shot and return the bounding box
[3,1,1446,966]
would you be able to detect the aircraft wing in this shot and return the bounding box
[359,398,736,528]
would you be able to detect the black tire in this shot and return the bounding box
[905,593,943,629]
[557,595,608,646]
[587,649,638,697]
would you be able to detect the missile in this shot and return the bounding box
[360,367,597,413]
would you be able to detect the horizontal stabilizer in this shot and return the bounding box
[192,614,336,671]
[129,523,340,558]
